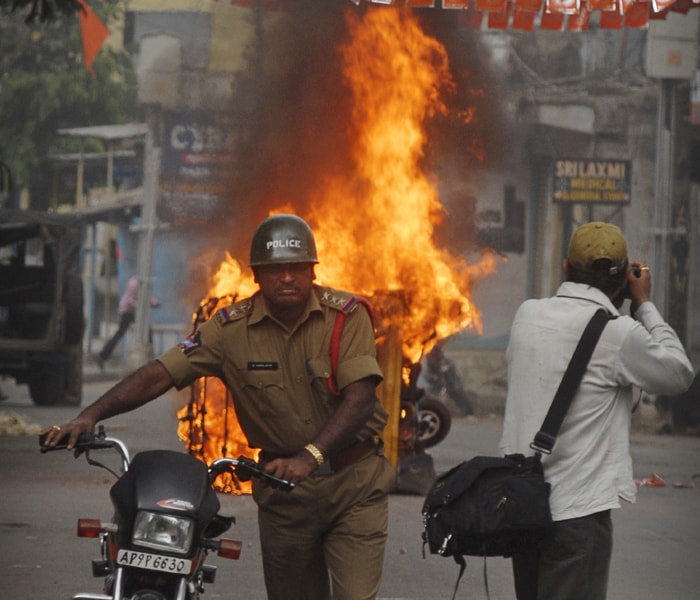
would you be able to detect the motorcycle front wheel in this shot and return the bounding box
[416,396,452,448]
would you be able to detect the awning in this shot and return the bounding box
[57,124,148,141]
[55,124,148,206]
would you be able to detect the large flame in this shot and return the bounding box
[311,7,492,361]
[178,7,496,489]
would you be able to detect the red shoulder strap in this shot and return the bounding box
[327,296,374,397]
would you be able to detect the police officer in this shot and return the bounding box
[41,214,396,600]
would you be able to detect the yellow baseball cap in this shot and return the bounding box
[567,222,628,274]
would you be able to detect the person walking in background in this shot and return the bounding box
[500,221,694,600]
[97,275,159,369]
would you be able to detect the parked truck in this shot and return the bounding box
[0,209,84,405]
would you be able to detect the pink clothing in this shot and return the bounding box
[119,276,159,315]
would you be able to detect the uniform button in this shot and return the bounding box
[323,371,330,377]
[258,381,264,388]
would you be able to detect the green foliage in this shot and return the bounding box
[1,0,82,24]
[0,1,138,199]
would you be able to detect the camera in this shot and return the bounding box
[623,265,642,299]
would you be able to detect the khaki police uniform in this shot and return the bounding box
[158,284,395,600]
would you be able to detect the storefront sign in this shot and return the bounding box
[552,158,631,204]
[159,111,237,223]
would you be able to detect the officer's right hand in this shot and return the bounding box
[262,453,317,486]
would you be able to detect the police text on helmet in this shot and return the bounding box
[267,239,302,250]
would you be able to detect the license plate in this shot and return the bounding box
[116,549,192,574]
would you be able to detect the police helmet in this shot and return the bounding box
[249,214,319,266]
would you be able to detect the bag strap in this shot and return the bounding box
[327,296,375,396]
[530,308,613,455]
[450,555,467,600]
[448,556,491,600]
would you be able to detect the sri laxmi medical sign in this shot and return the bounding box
[552,159,631,204]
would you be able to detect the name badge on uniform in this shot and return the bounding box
[248,362,278,370]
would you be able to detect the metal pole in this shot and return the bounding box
[76,139,85,208]
[129,121,160,369]
[85,223,98,355]
[652,79,674,315]
[107,140,114,192]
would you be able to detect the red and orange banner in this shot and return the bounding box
[357,0,700,29]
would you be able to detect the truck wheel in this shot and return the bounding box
[28,346,82,406]
[28,365,64,406]
[61,345,83,406]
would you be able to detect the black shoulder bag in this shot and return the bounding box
[421,309,613,599]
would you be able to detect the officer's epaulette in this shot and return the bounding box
[317,286,367,315]
[215,298,254,325]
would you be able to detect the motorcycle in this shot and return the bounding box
[413,345,475,447]
[40,426,294,600]
[401,343,475,450]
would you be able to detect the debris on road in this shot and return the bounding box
[0,410,42,436]
[635,473,666,487]
[635,473,698,489]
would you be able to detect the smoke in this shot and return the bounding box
[415,10,514,255]
[196,2,512,274]
[230,3,355,224]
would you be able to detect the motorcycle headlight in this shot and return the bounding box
[132,511,194,555]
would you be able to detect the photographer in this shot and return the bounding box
[500,221,694,600]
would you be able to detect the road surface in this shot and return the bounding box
[1,375,699,599]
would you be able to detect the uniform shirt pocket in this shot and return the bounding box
[238,368,287,417]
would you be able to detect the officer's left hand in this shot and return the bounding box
[39,416,96,456]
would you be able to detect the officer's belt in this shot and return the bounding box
[262,437,378,475]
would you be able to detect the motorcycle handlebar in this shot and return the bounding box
[39,428,294,492]
[39,430,93,452]
[208,456,295,492]
[39,427,131,472]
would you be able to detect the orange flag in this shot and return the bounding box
[78,0,109,76]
